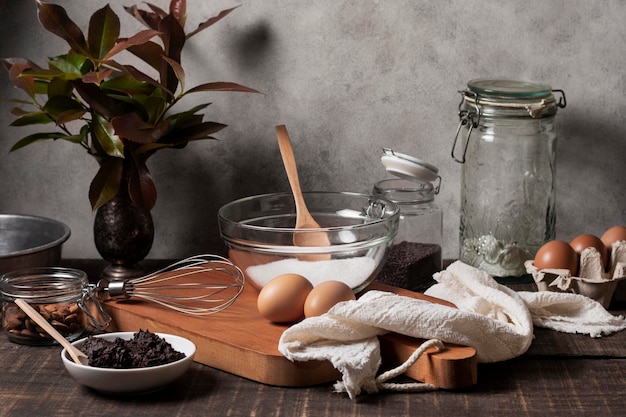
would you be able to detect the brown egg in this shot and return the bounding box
[569,234,608,268]
[304,280,356,318]
[256,274,313,323]
[600,225,626,249]
[534,240,579,275]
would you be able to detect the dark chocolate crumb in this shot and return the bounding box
[82,329,185,369]
[376,241,442,292]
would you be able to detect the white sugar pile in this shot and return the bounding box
[246,257,377,288]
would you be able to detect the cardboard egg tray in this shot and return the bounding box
[525,241,626,308]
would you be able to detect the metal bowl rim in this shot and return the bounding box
[0,214,71,259]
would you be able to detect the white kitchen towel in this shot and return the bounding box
[278,260,626,399]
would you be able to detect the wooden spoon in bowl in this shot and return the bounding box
[276,125,331,259]
[15,298,89,365]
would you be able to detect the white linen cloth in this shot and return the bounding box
[278,261,626,399]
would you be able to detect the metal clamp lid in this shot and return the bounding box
[451,79,566,163]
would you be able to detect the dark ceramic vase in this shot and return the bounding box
[93,177,154,281]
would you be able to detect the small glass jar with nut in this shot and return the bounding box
[0,267,109,345]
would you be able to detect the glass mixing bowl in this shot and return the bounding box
[218,192,400,292]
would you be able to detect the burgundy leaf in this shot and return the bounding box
[36,1,89,55]
[71,79,122,118]
[145,3,168,19]
[160,121,226,145]
[185,81,262,95]
[186,6,239,39]
[89,156,123,210]
[2,59,37,96]
[159,14,186,94]
[103,29,162,61]
[88,4,120,59]
[123,5,161,31]
[82,68,113,84]
[111,113,167,144]
[125,41,164,71]
[170,0,187,28]
[127,153,157,211]
[162,56,185,91]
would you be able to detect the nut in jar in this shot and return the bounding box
[0,267,110,345]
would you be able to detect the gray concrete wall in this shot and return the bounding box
[1,0,624,261]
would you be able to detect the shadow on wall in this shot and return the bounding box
[229,20,274,69]
[556,109,626,233]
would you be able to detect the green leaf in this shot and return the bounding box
[36,1,89,55]
[9,111,54,127]
[43,95,85,123]
[185,81,262,95]
[9,132,69,152]
[100,75,155,95]
[167,102,210,121]
[132,95,167,124]
[89,157,123,210]
[93,113,124,158]
[186,6,238,39]
[48,77,74,97]
[107,62,172,96]
[48,55,84,78]
[88,4,120,60]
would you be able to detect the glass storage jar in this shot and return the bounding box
[374,149,443,291]
[0,267,109,345]
[452,79,566,277]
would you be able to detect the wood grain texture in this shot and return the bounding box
[104,278,476,388]
[2,260,626,416]
[1,338,625,417]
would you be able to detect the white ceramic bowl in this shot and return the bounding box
[61,332,196,394]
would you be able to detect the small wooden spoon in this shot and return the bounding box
[276,125,331,259]
[15,299,89,365]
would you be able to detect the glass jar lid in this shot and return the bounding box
[468,79,552,99]
[460,79,566,119]
[381,148,439,183]
[0,267,87,303]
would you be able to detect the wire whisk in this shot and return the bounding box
[94,254,245,315]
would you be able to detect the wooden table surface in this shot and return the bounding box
[1,259,625,417]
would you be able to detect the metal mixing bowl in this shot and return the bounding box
[0,214,71,275]
[218,192,400,292]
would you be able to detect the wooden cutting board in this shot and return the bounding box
[103,280,477,389]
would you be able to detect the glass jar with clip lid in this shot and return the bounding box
[373,148,443,291]
[451,79,566,277]
[1,267,111,345]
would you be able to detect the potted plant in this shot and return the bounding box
[2,0,260,278]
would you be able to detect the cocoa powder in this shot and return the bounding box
[376,241,442,292]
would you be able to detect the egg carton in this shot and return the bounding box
[524,240,626,309]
